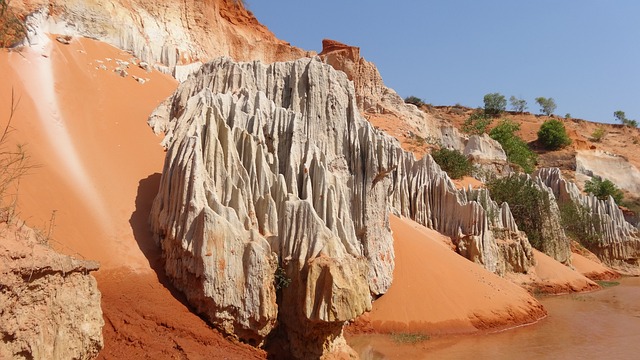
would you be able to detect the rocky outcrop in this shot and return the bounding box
[575,149,640,194]
[0,220,103,359]
[319,39,442,142]
[11,0,311,77]
[537,167,640,274]
[148,56,540,358]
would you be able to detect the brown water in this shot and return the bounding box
[348,277,640,360]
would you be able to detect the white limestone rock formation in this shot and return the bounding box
[0,220,103,360]
[149,56,538,357]
[576,150,640,195]
[537,167,640,274]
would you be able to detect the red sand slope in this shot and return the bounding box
[1,37,264,358]
[357,215,547,335]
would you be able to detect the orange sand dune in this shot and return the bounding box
[571,252,620,281]
[1,37,264,358]
[1,37,175,269]
[507,250,601,294]
[358,215,546,335]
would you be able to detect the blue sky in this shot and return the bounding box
[247,1,640,124]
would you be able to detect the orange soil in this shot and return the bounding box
[571,252,620,281]
[528,250,600,294]
[452,176,484,190]
[366,112,431,158]
[1,37,263,358]
[350,215,546,335]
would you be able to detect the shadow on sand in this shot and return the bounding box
[129,172,191,307]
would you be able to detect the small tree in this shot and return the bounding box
[484,93,507,116]
[509,96,527,113]
[1,0,27,48]
[537,119,572,150]
[404,96,425,107]
[614,110,638,127]
[489,119,537,173]
[430,148,473,179]
[584,176,624,204]
[462,109,493,135]
[535,97,557,116]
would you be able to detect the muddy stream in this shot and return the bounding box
[348,277,640,359]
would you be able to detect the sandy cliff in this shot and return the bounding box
[0,218,103,359]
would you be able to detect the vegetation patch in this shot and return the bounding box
[489,119,537,173]
[614,110,638,128]
[487,175,551,250]
[590,126,606,142]
[559,201,601,246]
[584,176,624,204]
[483,92,506,116]
[535,97,557,116]
[462,109,493,135]
[391,332,430,344]
[596,280,620,288]
[404,95,426,108]
[537,119,572,150]
[431,147,473,179]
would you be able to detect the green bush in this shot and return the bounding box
[537,119,572,150]
[483,93,507,116]
[489,119,537,173]
[509,96,527,113]
[404,96,425,107]
[584,176,624,204]
[462,109,493,135]
[590,126,606,142]
[559,201,600,245]
[535,97,557,116]
[431,148,473,179]
[487,175,551,250]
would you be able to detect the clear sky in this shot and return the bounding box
[247,1,640,124]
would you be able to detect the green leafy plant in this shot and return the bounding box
[462,109,493,135]
[537,119,572,150]
[565,113,571,119]
[274,265,291,290]
[509,96,527,113]
[535,97,557,116]
[614,110,638,127]
[590,126,606,142]
[489,119,537,173]
[404,96,425,107]
[483,92,507,116]
[584,176,624,204]
[487,175,551,250]
[431,147,473,179]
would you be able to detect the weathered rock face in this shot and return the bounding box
[0,220,103,360]
[149,56,540,358]
[537,167,640,274]
[11,0,311,76]
[576,149,640,195]
[149,57,383,358]
[319,39,442,142]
